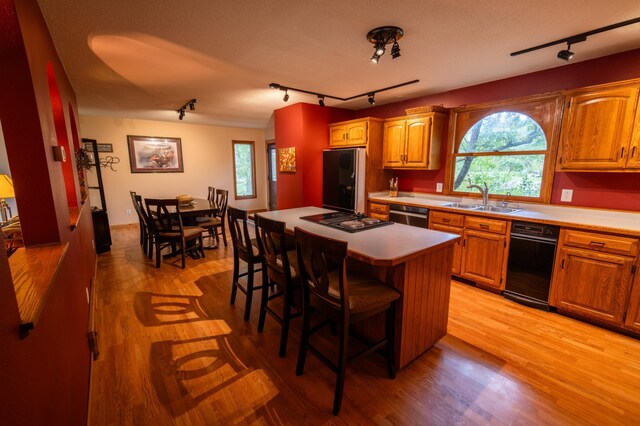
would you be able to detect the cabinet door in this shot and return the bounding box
[430,222,463,275]
[553,247,633,326]
[382,120,406,168]
[345,121,368,146]
[461,229,506,289]
[628,122,640,169]
[557,86,639,170]
[404,116,433,168]
[329,125,346,147]
[624,268,640,332]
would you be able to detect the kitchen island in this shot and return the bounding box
[257,207,459,368]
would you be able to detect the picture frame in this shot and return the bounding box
[278,147,296,173]
[83,142,113,153]
[127,135,183,173]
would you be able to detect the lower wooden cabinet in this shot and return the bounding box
[550,228,639,329]
[430,222,462,275]
[625,271,640,332]
[461,229,506,289]
[551,247,634,326]
[429,210,508,290]
[368,201,389,221]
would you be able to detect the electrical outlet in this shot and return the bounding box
[561,189,573,202]
[436,182,443,193]
[126,209,132,215]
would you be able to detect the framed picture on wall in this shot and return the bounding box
[278,147,296,173]
[127,135,184,173]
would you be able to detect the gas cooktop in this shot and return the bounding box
[300,211,393,233]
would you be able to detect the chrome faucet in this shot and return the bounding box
[501,191,511,208]
[467,178,489,206]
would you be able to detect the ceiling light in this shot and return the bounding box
[391,40,401,59]
[557,43,574,61]
[367,26,404,63]
[176,98,196,120]
[267,79,419,105]
[510,17,640,58]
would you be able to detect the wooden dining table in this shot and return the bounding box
[169,198,220,258]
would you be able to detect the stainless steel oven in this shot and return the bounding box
[388,204,429,228]
[504,221,559,311]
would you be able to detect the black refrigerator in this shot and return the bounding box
[322,148,366,213]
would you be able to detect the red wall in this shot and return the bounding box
[274,103,353,209]
[0,0,95,424]
[356,48,640,212]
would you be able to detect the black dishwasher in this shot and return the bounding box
[504,221,559,311]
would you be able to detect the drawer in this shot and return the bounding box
[370,212,389,221]
[563,229,639,257]
[465,215,507,234]
[369,202,389,214]
[430,210,464,228]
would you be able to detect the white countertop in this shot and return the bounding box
[369,192,640,234]
[257,207,459,266]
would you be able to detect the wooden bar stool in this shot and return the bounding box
[228,206,263,321]
[254,214,301,357]
[294,226,400,415]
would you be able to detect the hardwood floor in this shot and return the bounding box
[89,224,640,425]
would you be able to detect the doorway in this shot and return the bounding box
[266,142,277,210]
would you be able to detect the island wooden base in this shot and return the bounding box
[351,243,454,369]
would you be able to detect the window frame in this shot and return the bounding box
[232,140,257,200]
[446,94,563,204]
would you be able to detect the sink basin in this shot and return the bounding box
[442,202,481,209]
[442,203,521,213]
[474,205,521,213]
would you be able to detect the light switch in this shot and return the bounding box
[436,182,443,193]
[561,189,573,202]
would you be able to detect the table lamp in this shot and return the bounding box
[0,174,15,222]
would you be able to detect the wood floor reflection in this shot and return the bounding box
[89,224,640,425]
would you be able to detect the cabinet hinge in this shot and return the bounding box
[632,265,637,274]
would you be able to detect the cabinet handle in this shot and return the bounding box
[561,259,565,269]
[479,224,489,229]
[463,238,466,247]
[621,147,625,159]
[346,133,349,140]
[632,146,637,158]
[589,241,606,247]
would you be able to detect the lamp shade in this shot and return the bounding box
[0,174,15,199]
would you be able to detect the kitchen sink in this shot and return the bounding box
[442,202,481,209]
[442,203,521,213]
[473,205,521,213]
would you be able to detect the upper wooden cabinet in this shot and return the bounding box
[329,118,370,147]
[556,82,640,171]
[382,113,446,169]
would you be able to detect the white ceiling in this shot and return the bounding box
[36,0,640,129]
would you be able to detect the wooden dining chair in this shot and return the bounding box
[129,191,146,246]
[255,214,301,357]
[228,206,263,320]
[294,226,401,415]
[130,192,154,259]
[145,198,205,269]
[197,189,229,248]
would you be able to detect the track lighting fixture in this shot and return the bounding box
[557,43,574,61]
[510,17,640,59]
[176,98,196,120]
[268,79,418,107]
[367,26,404,63]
